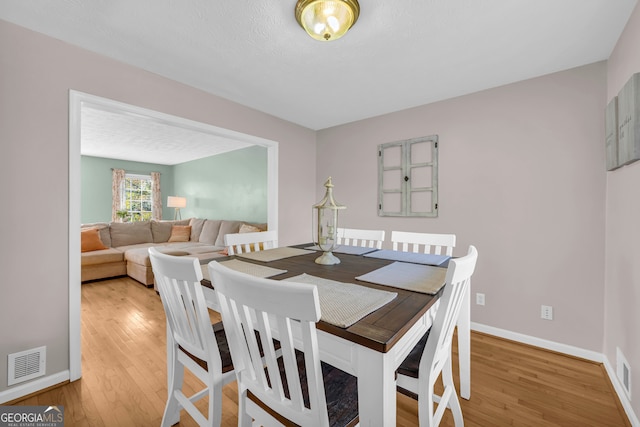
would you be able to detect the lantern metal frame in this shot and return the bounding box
[312,177,346,265]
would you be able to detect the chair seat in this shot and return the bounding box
[256,349,359,427]
[181,323,282,374]
[397,329,431,379]
[320,361,359,426]
[179,322,234,373]
[396,329,431,400]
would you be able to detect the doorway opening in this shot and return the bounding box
[68,90,279,380]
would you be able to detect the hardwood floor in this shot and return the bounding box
[12,276,630,426]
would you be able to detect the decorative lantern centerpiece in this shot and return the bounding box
[313,177,346,265]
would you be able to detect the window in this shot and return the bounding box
[378,135,438,217]
[122,174,153,221]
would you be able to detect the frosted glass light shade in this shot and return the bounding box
[295,0,360,41]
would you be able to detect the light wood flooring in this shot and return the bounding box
[12,276,630,426]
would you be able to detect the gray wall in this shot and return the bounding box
[317,62,607,352]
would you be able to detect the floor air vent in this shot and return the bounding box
[8,346,46,386]
[617,347,632,400]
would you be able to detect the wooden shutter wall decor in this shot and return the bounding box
[378,135,439,217]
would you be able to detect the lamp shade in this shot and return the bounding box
[295,0,360,41]
[167,196,186,208]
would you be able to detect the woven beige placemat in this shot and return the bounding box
[237,247,314,262]
[284,273,397,328]
[355,261,447,295]
[201,259,287,281]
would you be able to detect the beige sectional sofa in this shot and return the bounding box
[81,218,264,286]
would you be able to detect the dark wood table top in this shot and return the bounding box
[201,245,441,353]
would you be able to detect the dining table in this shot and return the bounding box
[199,244,471,427]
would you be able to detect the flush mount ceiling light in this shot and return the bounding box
[295,0,360,41]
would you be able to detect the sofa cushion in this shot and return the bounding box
[215,220,245,247]
[122,245,158,267]
[189,218,206,242]
[151,219,190,243]
[110,221,153,247]
[121,242,218,266]
[188,252,228,261]
[199,220,223,245]
[81,247,124,266]
[81,228,109,252]
[81,222,111,247]
[186,245,225,254]
[168,225,191,242]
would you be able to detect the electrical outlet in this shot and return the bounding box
[476,293,485,306]
[541,305,553,320]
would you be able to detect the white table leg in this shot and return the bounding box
[356,347,397,426]
[457,283,471,399]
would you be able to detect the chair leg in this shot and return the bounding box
[418,376,437,427]
[208,373,224,427]
[162,347,184,427]
[442,356,464,427]
[237,386,252,427]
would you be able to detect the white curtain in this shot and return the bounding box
[111,168,126,222]
[151,171,162,221]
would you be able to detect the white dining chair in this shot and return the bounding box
[224,230,278,255]
[337,227,385,249]
[208,261,359,427]
[391,230,456,256]
[148,247,235,427]
[396,245,478,426]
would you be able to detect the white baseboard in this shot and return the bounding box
[471,322,603,361]
[472,322,639,427]
[0,370,69,404]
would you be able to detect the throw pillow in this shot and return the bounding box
[81,228,108,252]
[168,225,191,242]
[239,223,262,233]
[238,223,266,251]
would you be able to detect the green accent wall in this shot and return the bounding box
[81,145,267,224]
[81,156,175,223]
[173,145,268,222]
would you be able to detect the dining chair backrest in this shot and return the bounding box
[391,231,456,256]
[425,245,477,376]
[208,261,332,427]
[149,247,235,427]
[396,245,478,426]
[337,227,385,249]
[224,230,278,255]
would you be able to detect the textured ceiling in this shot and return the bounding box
[1,0,637,163]
[81,104,253,165]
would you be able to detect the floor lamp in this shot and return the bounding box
[167,196,186,220]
